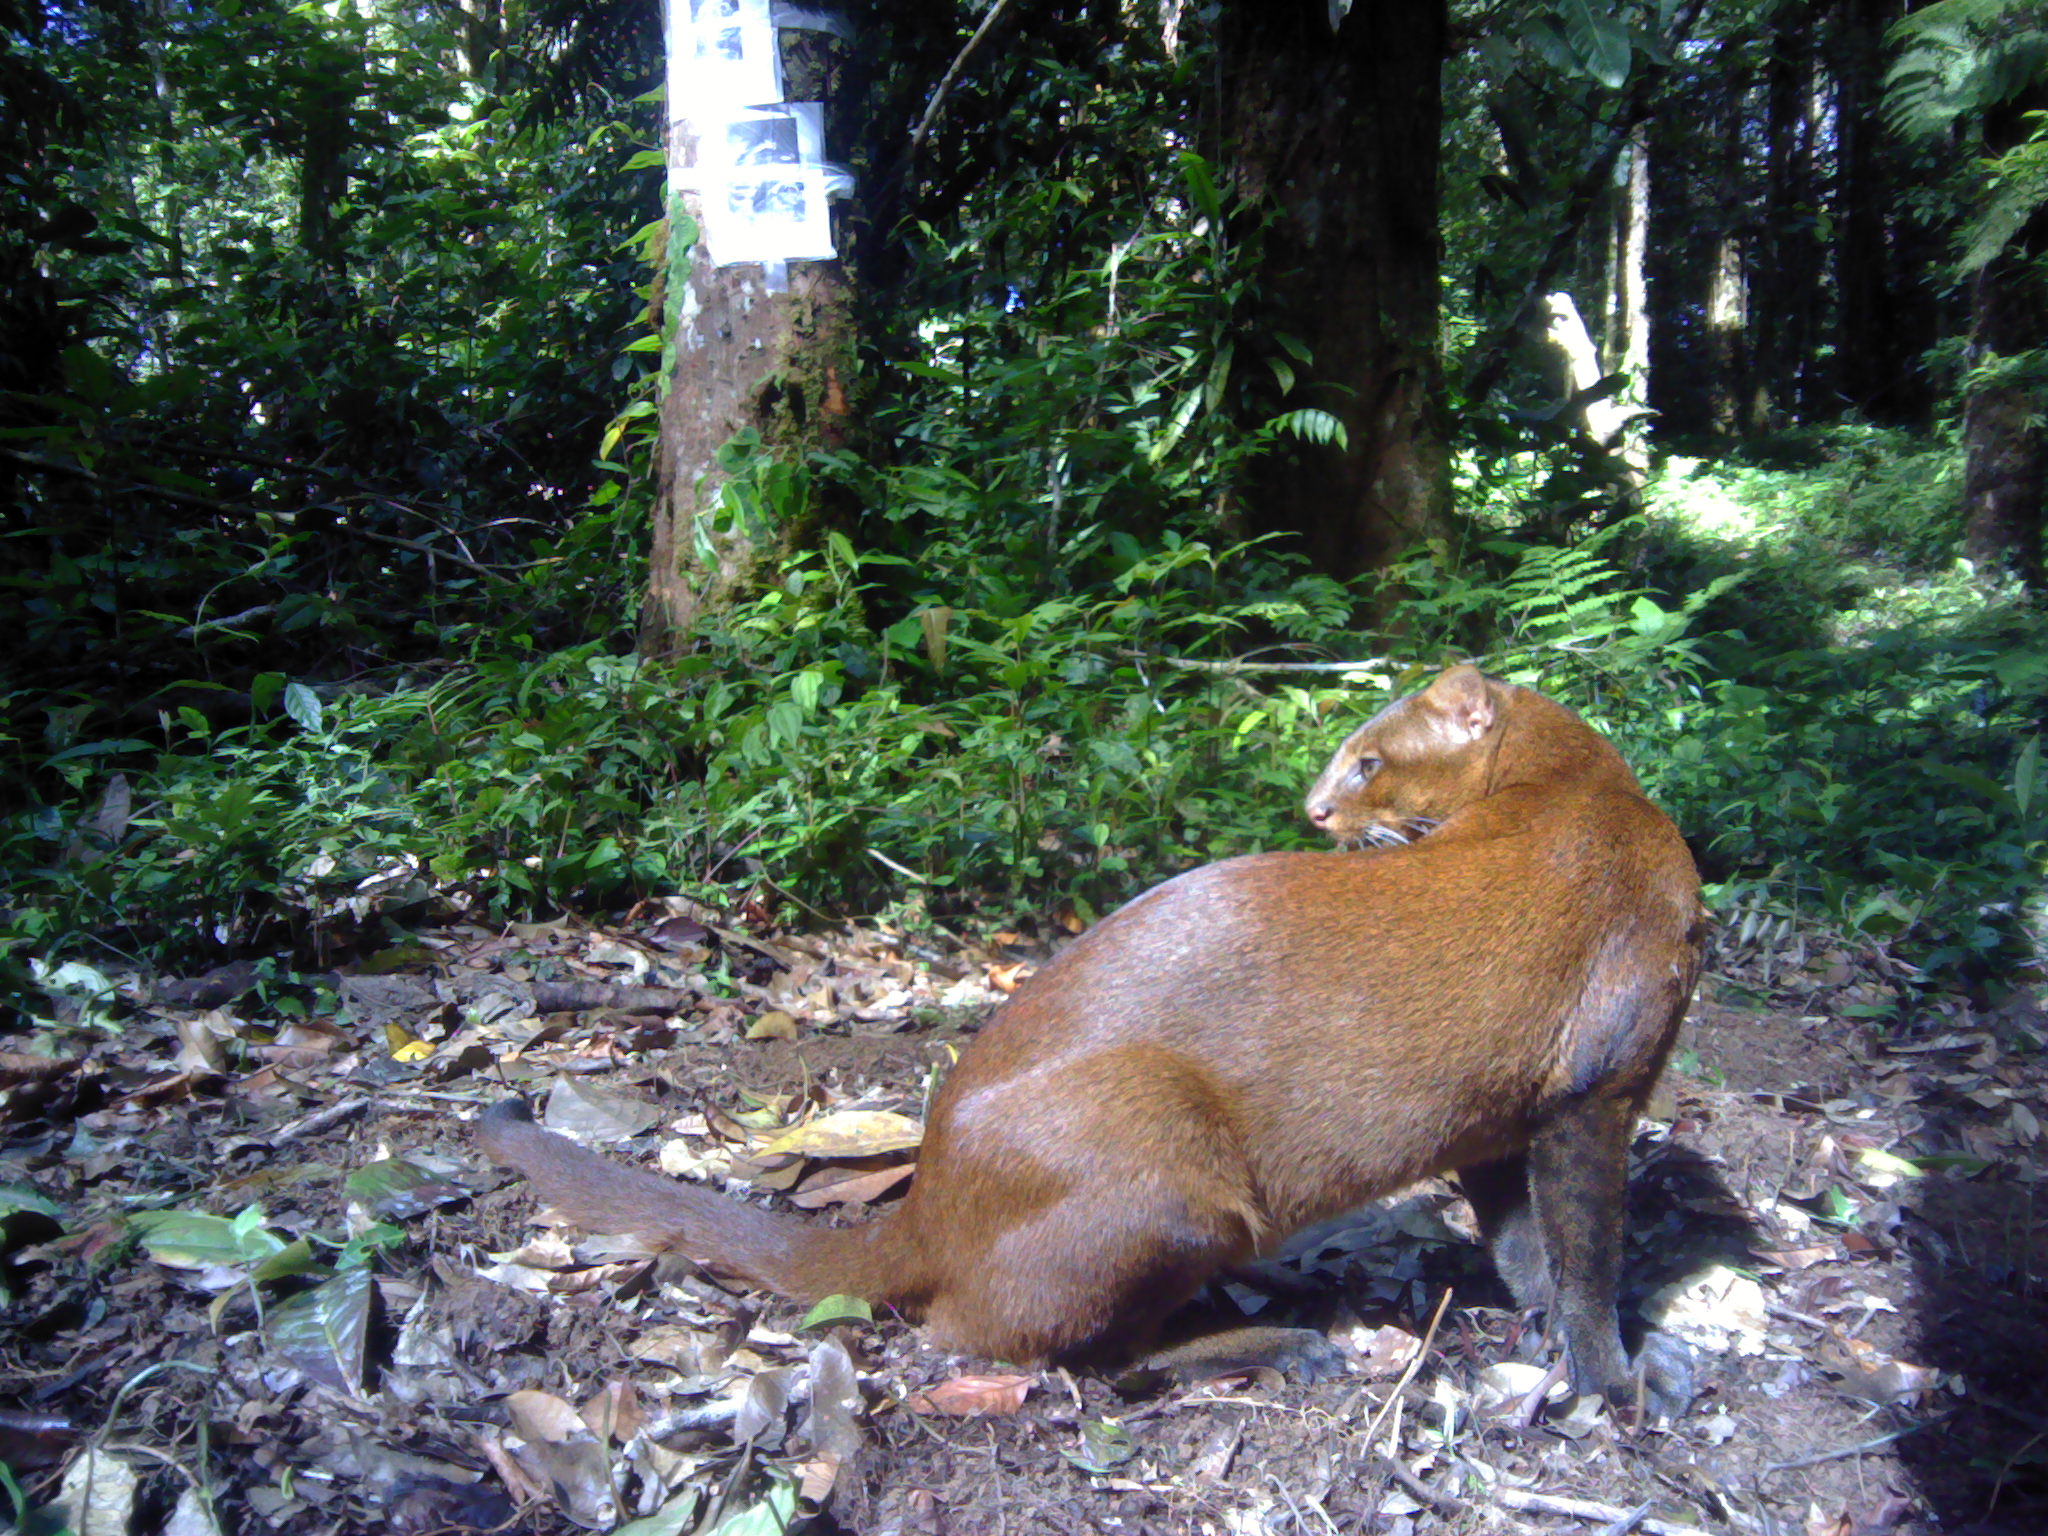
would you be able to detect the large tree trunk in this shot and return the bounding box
[641,26,855,652]
[1960,198,2047,586]
[1218,0,1456,580]
[1750,7,1816,430]
[1614,126,1650,471]
[1830,0,1915,422]
[1534,292,1644,514]
[1703,42,1750,439]
[642,255,856,650]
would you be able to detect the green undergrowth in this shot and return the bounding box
[1640,430,2048,994]
[5,431,2046,1021]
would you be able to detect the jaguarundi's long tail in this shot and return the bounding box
[477,1098,907,1302]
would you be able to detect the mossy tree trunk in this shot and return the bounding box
[1960,222,2047,588]
[641,254,856,651]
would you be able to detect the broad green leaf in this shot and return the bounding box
[1558,0,1632,88]
[2014,734,2040,817]
[130,1207,288,1271]
[705,1474,798,1535]
[1178,150,1222,226]
[344,1159,469,1222]
[791,669,824,714]
[283,682,323,733]
[799,1294,875,1330]
[615,1490,703,1536]
[0,1184,61,1219]
[1064,1418,1136,1474]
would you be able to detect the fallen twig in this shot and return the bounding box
[1358,1286,1453,1453]
[268,1097,373,1145]
[1370,1449,1460,1514]
[1492,1485,1700,1536]
[1760,1416,1939,1474]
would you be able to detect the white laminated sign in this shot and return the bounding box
[669,0,838,267]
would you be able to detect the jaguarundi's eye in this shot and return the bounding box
[1351,756,1380,783]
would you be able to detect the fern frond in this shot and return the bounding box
[1887,2,2048,138]
[1963,138,2048,268]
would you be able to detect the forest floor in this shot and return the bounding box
[4,905,2047,1536]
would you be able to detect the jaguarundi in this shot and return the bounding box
[480,663,1705,1413]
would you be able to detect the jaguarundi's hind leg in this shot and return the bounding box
[923,1176,1339,1380]
[924,1048,1344,1383]
[1458,1153,1550,1310]
[1527,1093,1692,1417]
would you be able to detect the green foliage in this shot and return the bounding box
[3,0,2040,1021]
[1637,437,2048,982]
[1886,0,2048,141]
[4,0,659,758]
[1888,0,2048,271]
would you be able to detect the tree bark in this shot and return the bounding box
[1534,291,1644,512]
[298,39,356,276]
[1830,0,1906,422]
[1703,43,1750,439]
[642,252,856,650]
[1615,125,1650,472]
[1218,0,1456,580]
[1960,224,2047,587]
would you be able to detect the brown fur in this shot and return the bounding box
[479,664,1704,1407]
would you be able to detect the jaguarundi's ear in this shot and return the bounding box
[1425,665,1495,744]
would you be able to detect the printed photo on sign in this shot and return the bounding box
[704,168,835,265]
[724,114,800,166]
[677,0,778,106]
[727,176,808,227]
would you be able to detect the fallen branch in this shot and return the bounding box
[528,980,697,1016]
[1370,1450,1460,1514]
[1492,1486,1700,1536]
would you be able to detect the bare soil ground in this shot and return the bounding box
[3,908,2045,1536]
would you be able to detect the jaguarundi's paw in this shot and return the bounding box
[1625,1328,1696,1421]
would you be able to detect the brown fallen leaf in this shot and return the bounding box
[0,1052,83,1083]
[249,1020,344,1069]
[580,1380,643,1443]
[172,1010,232,1072]
[1345,1323,1423,1379]
[475,1431,548,1505]
[747,1009,800,1041]
[797,1455,842,1505]
[111,1070,212,1110]
[1754,1245,1837,1272]
[987,963,1031,994]
[904,1373,1034,1416]
[788,1163,915,1210]
[1824,1333,1940,1404]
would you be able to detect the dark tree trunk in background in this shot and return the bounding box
[1960,252,2045,586]
[1960,132,2048,588]
[1219,0,1456,580]
[1751,7,1816,429]
[1830,0,1906,422]
[1703,44,1750,438]
[297,43,356,277]
[455,0,503,77]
